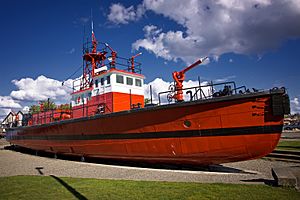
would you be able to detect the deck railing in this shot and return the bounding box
[157,81,248,105]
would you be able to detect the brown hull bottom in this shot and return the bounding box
[10,132,280,165]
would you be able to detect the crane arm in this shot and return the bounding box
[130,52,142,72]
[105,43,115,52]
[171,57,207,102]
[181,57,207,74]
[131,52,142,59]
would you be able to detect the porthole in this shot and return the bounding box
[183,120,191,128]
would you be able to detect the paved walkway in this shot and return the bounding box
[0,139,297,184]
[282,131,300,140]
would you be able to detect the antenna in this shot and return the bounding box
[91,8,94,34]
[82,25,86,54]
[90,8,97,53]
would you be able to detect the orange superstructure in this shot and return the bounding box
[5,23,290,166]
[69,27,145,118]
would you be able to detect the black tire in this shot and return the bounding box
[167,94,173,102]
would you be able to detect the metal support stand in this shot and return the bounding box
[81,156,85,162]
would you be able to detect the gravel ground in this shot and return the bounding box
[0,139,298,184]
[282,131,300,140]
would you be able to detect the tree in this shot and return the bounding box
[41,99,56,111]
[29,105,40,114]
[59,104,71,110]
[144,98,151,105]
[29,99,56,114]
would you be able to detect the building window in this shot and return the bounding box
[95,79,98,88]
[100,78,104,85]
[107,75,111,85]
[135,79,142,87]
[126,77,133,85]
[116,75,124,84]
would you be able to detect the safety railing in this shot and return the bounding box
[158,81,248,105]
[82,41,142,74]
[19,88,144,127]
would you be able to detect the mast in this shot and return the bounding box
[91,18,97,53]
[80,18,107,90]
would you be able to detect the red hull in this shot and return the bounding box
[7,90,286,165]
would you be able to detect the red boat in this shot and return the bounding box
[6,26,290,165]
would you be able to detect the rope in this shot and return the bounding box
[61,65,82,86]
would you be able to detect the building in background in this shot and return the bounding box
[1,111,24,129]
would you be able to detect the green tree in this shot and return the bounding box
[41,99,56,111]
[144,98,151,105]
[59,104,71,110]
[29,99,56,114]
[29,105,40,114]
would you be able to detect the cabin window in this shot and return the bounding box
[95,79,98,88]
[75,96,79,104]
[126,77,133,85]
[135,79,142,87]
[116,75,124,84]
[100,78,104,85]
[107,76,111,85]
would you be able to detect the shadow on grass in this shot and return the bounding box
[277,146,300,150]
[50,175,88,200]
[35,167,44,175]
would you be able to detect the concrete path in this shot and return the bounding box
[282,131,300,140]
[0,139,297,184]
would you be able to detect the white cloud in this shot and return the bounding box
[0,96,20,122]
[0,108,12,122]
[0,76,75,121]
[291,97,300,114]
[0,96,21,109]
[292,97,299,106]
[10,75,73,104]
[144,78,172,103]
[107,3,144,24]
[110,0,300,63]
[22,106,30,114]
[133,25,173,61]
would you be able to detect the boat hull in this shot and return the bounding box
[6,90,287,165]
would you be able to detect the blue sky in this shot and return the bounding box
[0,0,300,118]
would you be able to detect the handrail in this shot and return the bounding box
[158,81,248,104]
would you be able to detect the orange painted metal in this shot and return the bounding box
[113,92,144,112]
[71,92,144,119]
[7,93,284,165]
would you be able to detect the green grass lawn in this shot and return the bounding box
[0,176,299,200]
[276,140,300,151]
